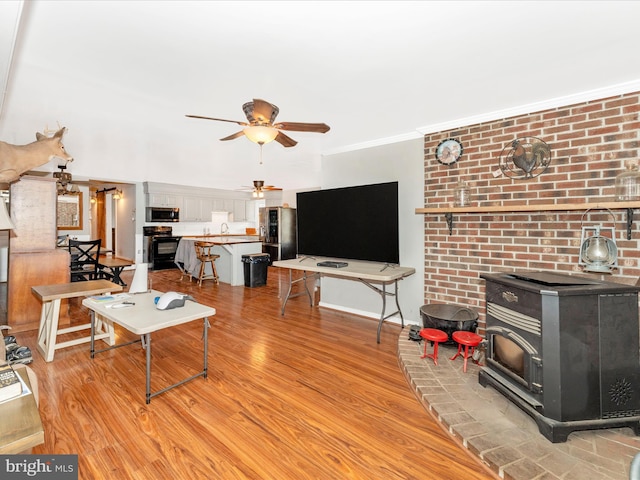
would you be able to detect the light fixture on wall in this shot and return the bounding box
[96,187,123,200]
[53,162,73,195]
[579,209,618,274]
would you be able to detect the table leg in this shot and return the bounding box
[376,283,388,344]
[281,269,294,315]
[91,316,208,403]
[394,280,405,329]
[203,317,209,379]
[36,299,61,362]
[359,279,405,344]
[280,269,315,315]
[90,311,95,359]
[144,333,151,404]
[111,267,126,287]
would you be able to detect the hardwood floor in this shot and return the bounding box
[19,266,495,479]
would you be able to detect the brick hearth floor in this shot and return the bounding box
[397,326,640,479]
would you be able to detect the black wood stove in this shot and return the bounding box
[480,271,640,442]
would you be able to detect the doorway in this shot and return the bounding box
[90,184,135,260]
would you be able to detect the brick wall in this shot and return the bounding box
[422,91,640,333]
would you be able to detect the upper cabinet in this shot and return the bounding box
[233,200,246,222]
[147,193,183,209]
[183,196,214,222]
[143,182,259,223]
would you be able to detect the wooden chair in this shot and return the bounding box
[193,241,219,286]
[68,239,102,282]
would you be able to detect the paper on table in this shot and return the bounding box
[88,293,130,303]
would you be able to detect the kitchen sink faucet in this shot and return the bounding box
[221,223,229,234]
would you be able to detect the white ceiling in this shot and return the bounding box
[0,1,639,190]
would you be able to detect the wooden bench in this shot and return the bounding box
[32,280,123,362]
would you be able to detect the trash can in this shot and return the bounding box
[242,253,270,287]
[420,304,478,345]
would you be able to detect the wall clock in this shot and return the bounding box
[435,138,463,165]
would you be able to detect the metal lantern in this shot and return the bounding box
[579,209,618,274]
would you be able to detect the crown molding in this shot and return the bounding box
[416,79,640,136]
[322,131,423,157]
[323,79,640,157]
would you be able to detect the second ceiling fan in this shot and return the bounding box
[240,180,282,198]
[186,98,330,148]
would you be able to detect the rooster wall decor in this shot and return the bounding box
[499,137,551,180]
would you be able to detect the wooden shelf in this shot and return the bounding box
[415,201,640,238]
[415,201,640,215]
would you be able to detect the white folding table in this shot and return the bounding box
[273,257,415,343]
[82,290,216,404]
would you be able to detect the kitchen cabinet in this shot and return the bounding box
[245,200,264,222]
[233,200,247,222]
[143,182,254,222]
[183,196,214,222]
[212,199,225,211]
[147,193,183,208]
[222,199,234,213]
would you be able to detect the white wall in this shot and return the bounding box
[114,183,137,261]
[318,138,424,326]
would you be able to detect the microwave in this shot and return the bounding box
[146,207,180,223]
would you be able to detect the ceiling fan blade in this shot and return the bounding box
[274,131,298,148]
[247,98,279,124]
[264,186,282,191]
[186,115,248,126]
[220,131,246,141]
[273,121,330,133]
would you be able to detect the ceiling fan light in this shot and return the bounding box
[243,126,278,145]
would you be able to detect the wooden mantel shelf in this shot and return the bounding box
[415,200,640,215]
[415,201,640,238]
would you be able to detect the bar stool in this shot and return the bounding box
[450,331,482,372]
[193,241,220,286]
[419,328,449,365]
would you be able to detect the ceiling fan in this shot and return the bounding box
[186,98,330,148]
[239,180,282,198]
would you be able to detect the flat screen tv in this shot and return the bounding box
[296,181,399,264]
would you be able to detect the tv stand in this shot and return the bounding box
[273,257,415,343]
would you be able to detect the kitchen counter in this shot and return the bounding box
[183,235,261,245]
[176,237,262,286]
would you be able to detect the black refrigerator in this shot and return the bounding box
[259,207,296,263]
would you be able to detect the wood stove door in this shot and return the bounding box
[485,324,543,400]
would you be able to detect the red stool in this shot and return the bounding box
[450,331,482,372]
[419,328,449,365]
